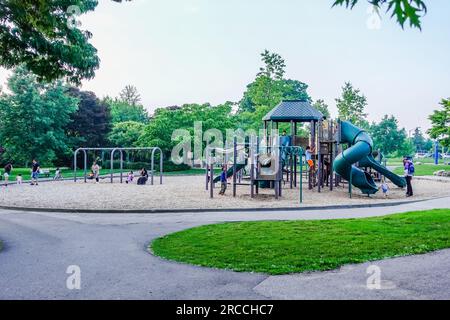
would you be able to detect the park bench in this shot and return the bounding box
[40,169,51,178]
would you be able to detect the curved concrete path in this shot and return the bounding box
[0,197,449,300]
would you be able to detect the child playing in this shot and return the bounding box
[380,178,389,198]
[54,167,63,180]
[218,165,228,196]
[305,146,317,189]
[16,174,23,185]
[126,171,134,184]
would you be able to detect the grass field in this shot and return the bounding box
[151,209,450,275]
[386,157,448,166]
[393,164,450,176]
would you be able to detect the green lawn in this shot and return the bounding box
[393,164,450,176]
[387,157,448,166]
[151,209,450,275]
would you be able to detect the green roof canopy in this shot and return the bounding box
[262,100,325,122]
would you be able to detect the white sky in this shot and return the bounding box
[1,0,449,134]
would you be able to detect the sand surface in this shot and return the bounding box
[0,175,449,210]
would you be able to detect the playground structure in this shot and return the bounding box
[206,136,304,201]
[206,99,407,201]
[73,147,163,185]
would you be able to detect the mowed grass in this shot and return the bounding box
[393,164,450,176]
[151,209,450,275]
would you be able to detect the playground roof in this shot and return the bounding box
[262,100,325,122]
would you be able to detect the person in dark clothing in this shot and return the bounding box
[137,168,148,185]
[31,159,40,186]
[218,165,227,196]
[403,157,414,197]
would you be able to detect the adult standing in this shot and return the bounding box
[403,157,414,197]
[92,162,100,183]
[31,159,40,186]
[3,162,12,187]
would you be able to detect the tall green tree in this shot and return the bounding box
[370,115,412,156]
[312,99,331,118]
[239,51,310,113]
[336,82,369,128]
[138,103,235,161]
[107,98,149,124]
[119,85,142,106]
[0,67,79,165]
[428,98,450,148]
[66,88,112,148]
[411,127,433,152]
[0,1,100,84]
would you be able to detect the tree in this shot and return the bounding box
[0,67,79,165]
[370,115,412,156]
[336,82,369,128]
[411,127,432,152]
[108,121,145,147]
[239,51,310,113]
[107,98,149,124]
[66,88,112,148]
[0,1,100,84]
[428,98,450,148]
[257,50,286,80]
[119,85,142,106]
[333,0,427,29]
[312,99,331,118]
[137,103,235,163]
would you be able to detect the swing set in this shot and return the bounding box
[73,147,163,184]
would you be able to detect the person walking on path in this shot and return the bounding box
[30,159,40,186]
[3,162,12,186]
[92,162,100,183]
[403,157,414,197]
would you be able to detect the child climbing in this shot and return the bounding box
[219,165,227,196]
[305,146,316,189]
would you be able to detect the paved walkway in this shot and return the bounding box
[0,197,449,299]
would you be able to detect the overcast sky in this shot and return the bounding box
[1,0,449,133]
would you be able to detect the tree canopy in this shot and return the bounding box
[428,99,450,148]
[336,82,369,128]
[0,67,79,165]
[369,115,413,156]
[66,87,112,149]
[333,0,427,29]
[108,121,145,147]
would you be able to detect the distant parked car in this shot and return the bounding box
[415,152,428,159]
[443,153,450,160]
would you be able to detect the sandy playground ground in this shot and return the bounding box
[0,175,449,211]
